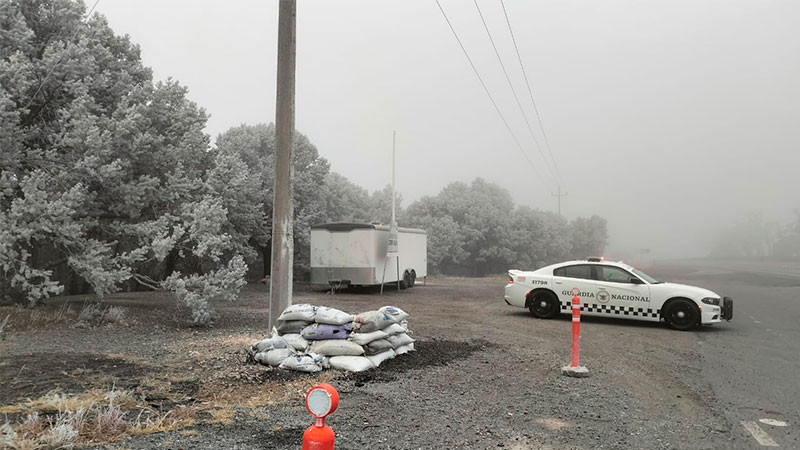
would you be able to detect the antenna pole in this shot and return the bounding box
[392,130,396,224]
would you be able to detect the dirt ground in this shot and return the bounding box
[1,274,736,449]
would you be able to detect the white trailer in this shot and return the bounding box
[310,223,427,288]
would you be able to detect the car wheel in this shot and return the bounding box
[665,299,699,331]
[528,291,559,319]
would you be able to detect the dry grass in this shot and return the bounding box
[1,393,199,447]
[206,407,235,425]
[0,388,138,415]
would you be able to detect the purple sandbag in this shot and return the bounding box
[301,322,353,340]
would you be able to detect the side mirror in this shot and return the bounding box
[630,277,644,285]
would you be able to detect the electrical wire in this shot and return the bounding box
[473,0,559,185]
[434,0,550,190]
[500,0,564,187]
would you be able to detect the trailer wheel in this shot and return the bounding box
[408,271,416,288]
[401,271,412,289]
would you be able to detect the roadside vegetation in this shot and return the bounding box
[0,0,608,325]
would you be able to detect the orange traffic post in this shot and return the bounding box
[302,383,339,450]
[561,295,590,377]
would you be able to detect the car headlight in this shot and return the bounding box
[701,297,720,306]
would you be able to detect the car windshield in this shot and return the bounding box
[631,267,660,284]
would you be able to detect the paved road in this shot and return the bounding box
[651,260,800,449]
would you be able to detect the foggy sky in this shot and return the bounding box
[95,0,800,260]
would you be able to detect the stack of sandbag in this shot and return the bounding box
[251,304,416,373]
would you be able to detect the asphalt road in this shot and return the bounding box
[649,260,800,449]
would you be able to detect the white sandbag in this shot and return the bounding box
[254,348,295,367]
[276,320,313,335]
[364,338,393,355]
[395,343,415,355]
[314,306,355,325]
[252,327,288,352]
[309,339,365,356]
[387,333,415,348]
[379,306,409,323]
[282,333,309,351]
[353,310,394,333]
[382,323,406,336]
[329,356,374,372]
[366,349,396,367]
[349,329,389,346]
[279,353,324,373]
[277,304,316,322]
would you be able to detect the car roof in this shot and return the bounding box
[542,259,637,272]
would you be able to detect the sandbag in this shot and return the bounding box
[364,338,394,355]
[309,339,365,356]
[252,328,288,352]
[302,323,352,340]
[277,304,316,322]
[395,343,415,355]
[379,306,409,323]
[329,356,374,372]
[276,320,312,335]
[366,349,396,367]
[353,310,394,333]
[282,333,309,351]
[314,306,355,325]
[387,333,415,348]
[279,353,324,373]
[382,323,406,336]
[349,329,389,346]
[254,348,295,367]
[320,357,331,370]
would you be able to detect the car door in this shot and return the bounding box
[552,264,596,313]
[594,265,656,321]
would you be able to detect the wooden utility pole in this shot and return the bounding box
[269,0,297,329]
[553,185,567,216]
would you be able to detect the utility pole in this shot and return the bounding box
[553,185,567,216]
[269,0,296,329]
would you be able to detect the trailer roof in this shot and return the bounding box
[312,222,426,235]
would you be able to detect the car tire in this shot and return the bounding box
[664,299,699,331]
[528,290,560,319]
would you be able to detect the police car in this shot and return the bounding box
[504,258,733,330]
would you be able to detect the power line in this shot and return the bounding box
[473,0,559,185]
[500,0,564,187]
[23,0,102,110]
[434,0,549,190]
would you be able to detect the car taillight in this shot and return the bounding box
[507,276,514,284]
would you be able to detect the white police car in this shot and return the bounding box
[504,258,733,330]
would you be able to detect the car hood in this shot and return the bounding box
[656,282,719,299]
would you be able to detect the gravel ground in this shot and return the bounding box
[1,274,738,449]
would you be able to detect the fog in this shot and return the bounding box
[96,0,800,260]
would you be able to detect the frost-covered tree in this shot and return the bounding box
[322,172,372,223]
[568,215,609,258]
[215,123,330,277]
[0,0,247,324]
[406,178,604,275]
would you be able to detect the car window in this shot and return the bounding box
[597,266,639,283]
[554,265,592,280]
